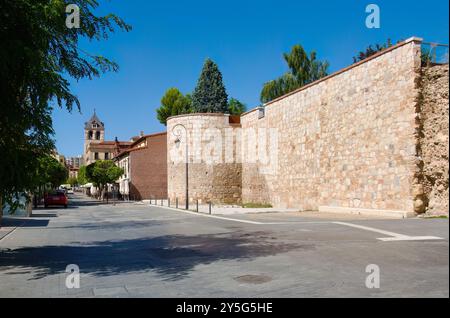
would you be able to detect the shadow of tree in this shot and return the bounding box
[49,220,167,231]
[1,218,50,228]
[0,231,312,281]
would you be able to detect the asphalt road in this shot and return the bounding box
[0,194,448,298]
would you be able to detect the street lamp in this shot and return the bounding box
[172,123,189,210]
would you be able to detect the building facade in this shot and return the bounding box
[83,111,132,165]
[115,132,168,201]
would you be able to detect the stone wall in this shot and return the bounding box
[167,114,242,205]
[419,64,449,215]
[241,38,423,212]
[165,37,449,215]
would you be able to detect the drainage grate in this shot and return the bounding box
[234,274,272,284]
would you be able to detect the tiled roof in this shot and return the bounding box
[84,111,105,129]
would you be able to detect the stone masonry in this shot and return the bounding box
[418,64,449,215]
[167,114,242,205]
[166,37,449,215]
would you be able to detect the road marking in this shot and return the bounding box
[334,221,443,241]
[153,205,265,224]
[151,205,327,225]
[151,206,444,241]
[377,236,444,242]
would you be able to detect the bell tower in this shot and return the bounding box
[84,109,105,164]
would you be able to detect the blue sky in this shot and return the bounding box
[53,0,449,157]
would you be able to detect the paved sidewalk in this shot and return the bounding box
[145,199,313,215]
[144,199,403,219]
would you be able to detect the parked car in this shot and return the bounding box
[44,191,68,208]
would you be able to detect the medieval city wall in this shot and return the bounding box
[241,38,423,212]
[167,114,242,205]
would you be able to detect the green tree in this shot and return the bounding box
[192,59,228,113]
[156,88,192,125]
[67,177,78,187]
[260,44,329,103]
[30,156,68,208]
[34,156,69,189]
[0,0,130,225]
[227,98,247,115]
[352,39,397,63]
[86,160,123,203]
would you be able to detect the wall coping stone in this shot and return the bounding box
[242,36,423,117]
[167,113,230,122]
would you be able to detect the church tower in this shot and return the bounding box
[84,110,105,164]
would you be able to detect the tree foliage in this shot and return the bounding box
[353,39,434,67]
[37,156,69,189]
[260,44,329,103]
[78,166,88,185]
[227,98,246,115]
[191,59,228,113]
[156,88,192,125]
[353,39,394,63]
[67,177,78,187]
[85,160,123,200]
[0,0,130,219]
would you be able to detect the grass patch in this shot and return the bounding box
[423,215,448,219]
[242,203,273,209]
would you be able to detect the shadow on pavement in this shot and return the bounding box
[1,218,50,228]
[30,213,58,218]
[0,231,311,281]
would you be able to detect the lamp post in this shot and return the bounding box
[172,123,189,210]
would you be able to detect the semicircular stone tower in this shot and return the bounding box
[167,113,242,205]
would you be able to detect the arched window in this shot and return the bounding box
[88,131,93,140]
[96,131,101,140]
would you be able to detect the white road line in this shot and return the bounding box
[334,221,443,241]
[153,205,265,224]
[151,206,444,241]
[378,236,443,242]
[151,205,328,225]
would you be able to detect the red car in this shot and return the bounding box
[44,191,68,208]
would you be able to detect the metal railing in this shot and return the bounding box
[149,197,213,215]
[422,42,449,65]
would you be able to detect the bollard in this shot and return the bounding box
[176,197,178,209]
[196,200,199,213]
[161,199,163,206]
[168,198,170,207]
[209,202,212,215]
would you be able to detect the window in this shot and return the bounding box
[105,152,109,160]
[94,153,99,160]
[88,131,93,140]
[96,131,101,140]
[92,123,99,128]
